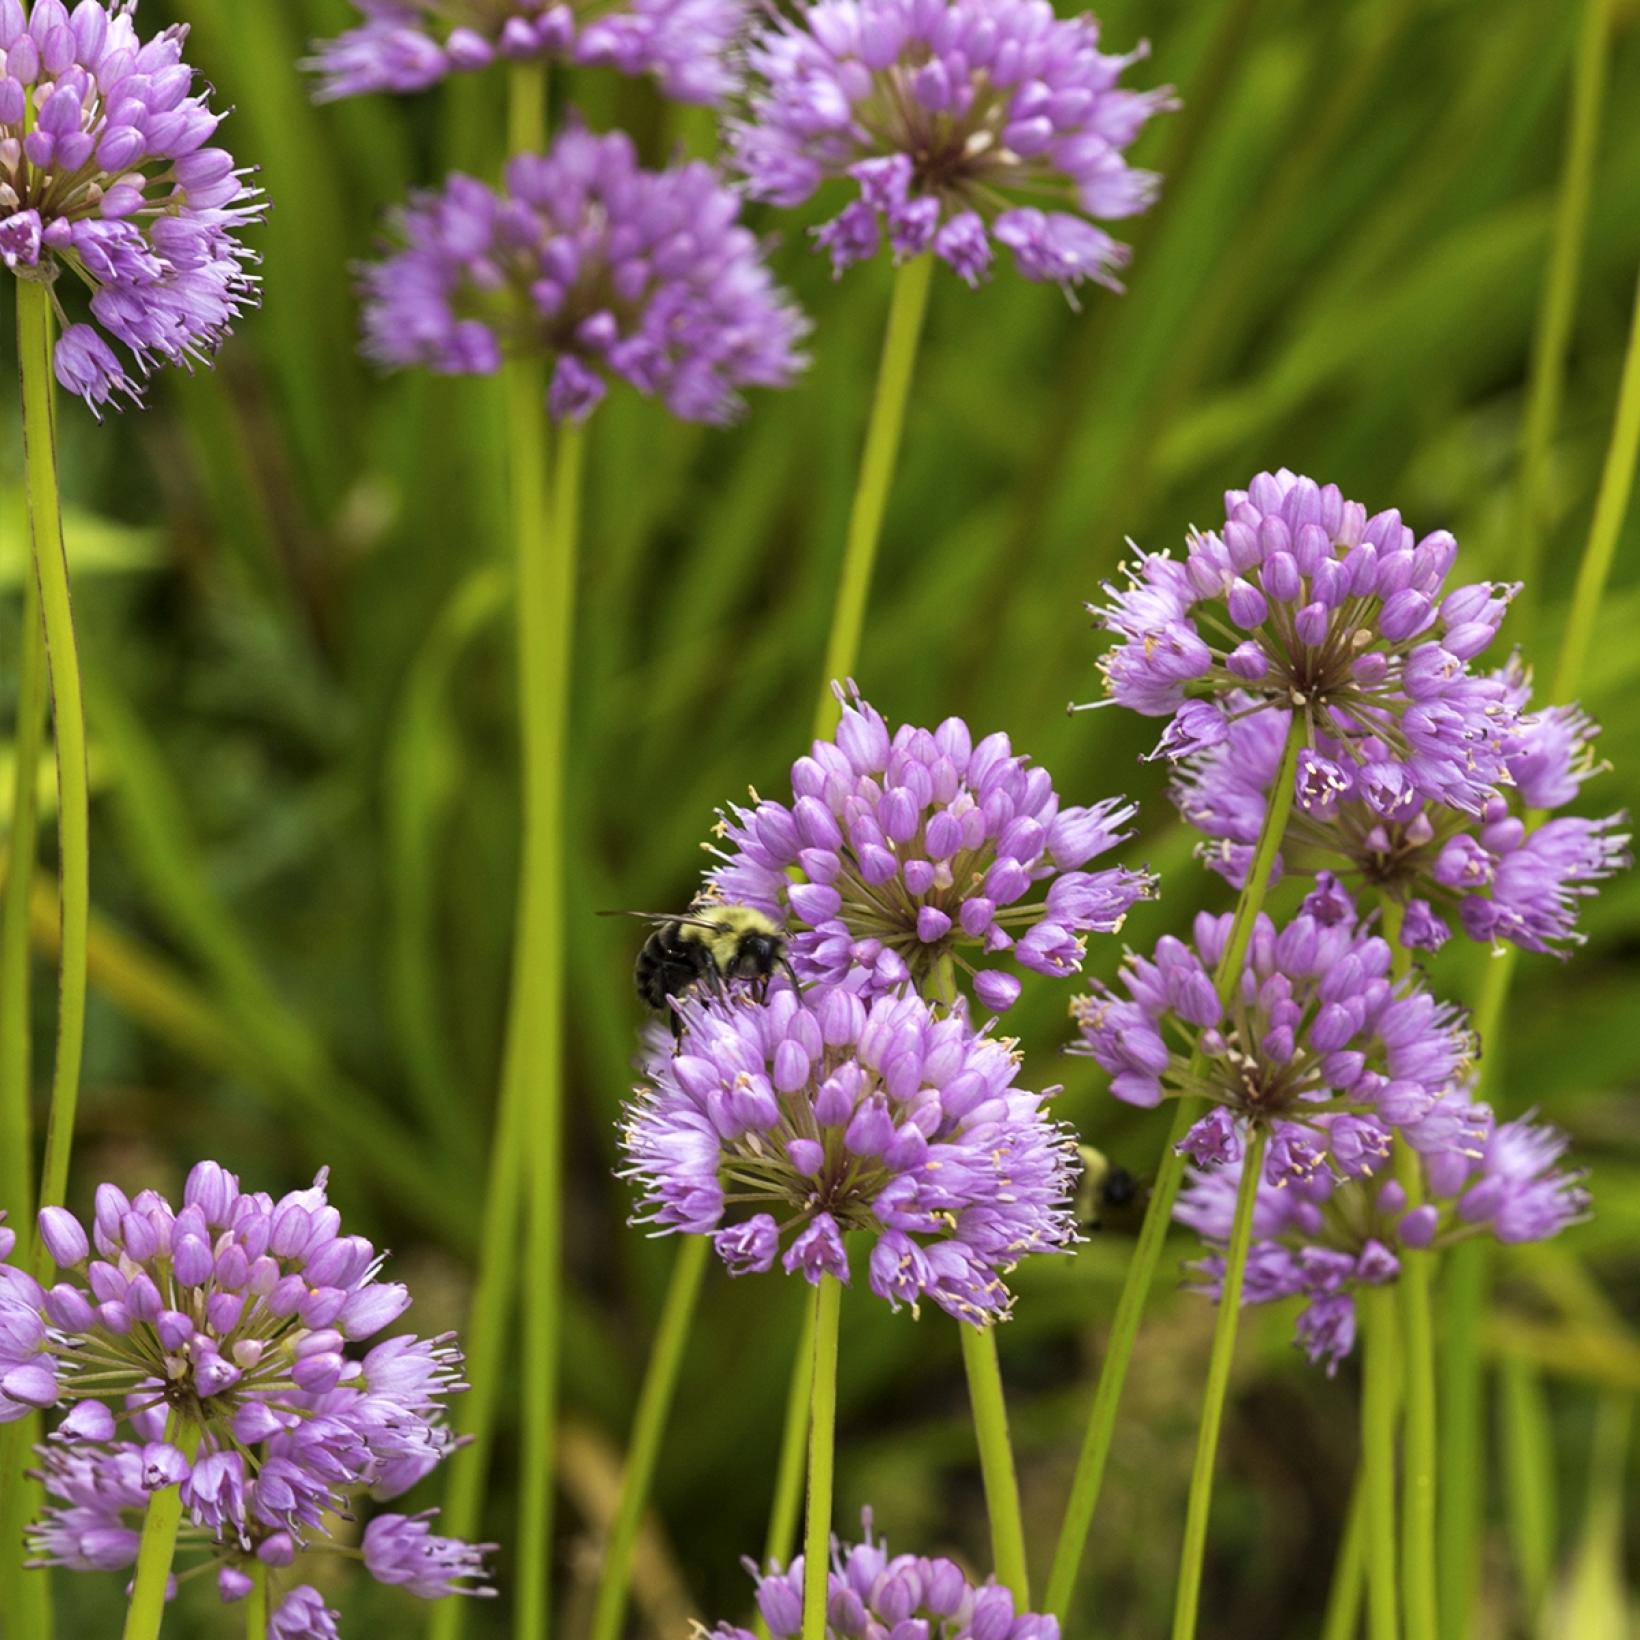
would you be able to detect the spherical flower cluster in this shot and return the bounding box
[360,127,808,423]
[1083,470,1520,814]
[707,1510,1060,1639]
[730,0,1172,288]
[709,687,1152,1012]
[309,0,746,108]
[1176,1114,1588,1373]
[0,0,265,413]
[3,1162,491,1615]
[1070,905,1481,1185]
[621,984,1079,1323]
[1172,679,1630,954]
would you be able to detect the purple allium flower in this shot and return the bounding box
[1082,470,1521,815]
[709,1508,1062,1639]
[708,686,1152,1009]
[363,1511,497,1599]
[0,0,265,413]
[1070,903,1482,1186]
[309,0,745,107]
[270,1586,340,1640]
[1172,667,1630,954]
[621,984,1080,1323]
[359,127,808,424]
[730,0,1172,288]
[9,1162,490,1610]
[1177,1111,1587,1373]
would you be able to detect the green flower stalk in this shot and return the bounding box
[1045,715,1305,1621]
[802,1276,843,1640]
[0,563,49,1640]
[812,255,933,738]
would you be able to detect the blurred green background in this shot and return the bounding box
[5,0,1639,1633]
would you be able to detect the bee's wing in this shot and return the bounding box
[597,909,723,932]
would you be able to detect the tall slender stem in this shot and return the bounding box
[245,1563,269,1639]
[1394,1144,1437,1640]
[121,1419,203,1640]
[1169,1124,1268,1640]
[0,554,43,1258]
[15,278,89,1252]
[1435,1238,1486,1640]
[755,1301,816,1636]
[812,255,934,739]
[1440,65,1635,1632]
[1360,1287,1401,1640]
[1321,1470,1367,1640]
[428,1072,524,1640]
[801,1275,843,1640]
[587,1235,710,1640]
[1512,0,1614,649]
[1551,263,1640,706]
[959,1323,1031,1602]
[1376,907,1436,1640]
[428,58,552,1640]
[1045,711,1306,1620]
[0,558,50,1640]
[513,405,583,1640]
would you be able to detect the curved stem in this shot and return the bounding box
[588,1235,710,1640]
[1512,0,1613,650]
[812,255,935,739]
[959,1322,1030,1603]
[1551,261,1640,706]
[0,560,50,1637]
[1439,21,1626,1637]
[801,1275,843,1640]
[15,278,89,1249]
[245,1563,269,1639]
[1045,711,1305,1621]
[121,1419,203,1640]
[1169,1124,1268,1640]
[1360,1286,1401,1640]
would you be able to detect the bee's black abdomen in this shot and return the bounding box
[1101,1165,1138,1210]
[635,922,719,1032]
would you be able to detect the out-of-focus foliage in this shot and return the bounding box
[4,0,1638,1634]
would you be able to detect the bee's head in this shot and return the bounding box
[728,929,784,979]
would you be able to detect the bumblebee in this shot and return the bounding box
[622,904,792,1037]
[1076,1146,1146,1233]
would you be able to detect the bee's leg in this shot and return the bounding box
[698,947,728,1002]
[778,956,799,991]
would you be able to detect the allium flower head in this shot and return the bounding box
[1071,903,1481,1186]
[1172,668,1630,954]
[1177,1113,1588,1373]
[360,127,808,423]
[621,983,1079,1323]
[709,686,1152,1012]
[1083,470,1520,816]
[6,1162,490,1615]
[731,0,1172,288]
[310,0,745,107]
[707,1509,1061,1639]
[0,0,264,413]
